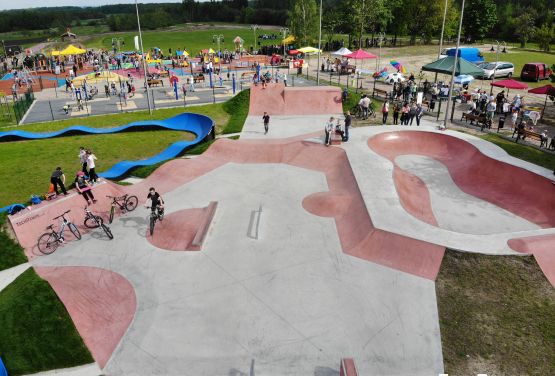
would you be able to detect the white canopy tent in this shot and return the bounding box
[331,47,352,57]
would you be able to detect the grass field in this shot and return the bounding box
[437,249,555,375]
[0,215,27,272]
[86,27,281,56]
[0,268,94,375]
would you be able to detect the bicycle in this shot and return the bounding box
[107,194,138,224]
[37,210,81,255]
[83,207,114,240]
[147,205,164,236]
[351,104,376,120]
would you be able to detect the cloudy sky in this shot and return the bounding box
[0,0,183,11]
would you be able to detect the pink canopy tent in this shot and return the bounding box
[343,49,377,74]
[528,84,555,113]
[490,79,529,97]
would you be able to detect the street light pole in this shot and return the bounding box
[377,32,385,71]
[250,25,259,54]
[316,0,323,85]
[280,27,289,55]
[135,0,151,114]
[435,0,449,82]
[213,34,224,74]
[443,0,465,128]
[490,40,500,94]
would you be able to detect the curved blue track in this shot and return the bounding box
[0,112,214,213]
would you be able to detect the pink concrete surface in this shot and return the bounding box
[368,131,555,228]
[392,166,438,227]
[146,207,206,251]
[34,266,136,369]
[508,234,555,287]
[248,83,343,116]
[128,138,445,280]
[340,358,358,376]
[8,182,125,260]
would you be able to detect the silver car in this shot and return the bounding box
[479,61,515,79]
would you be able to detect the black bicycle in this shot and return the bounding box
[147,205,164,236]
[107,194,138,223]
[351,104,376,120]
[83,207,113,239]
[37,210,81,254]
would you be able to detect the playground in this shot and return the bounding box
[0,81,554,375]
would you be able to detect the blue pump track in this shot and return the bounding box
[0,112,215,213]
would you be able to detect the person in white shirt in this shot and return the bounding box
[86,150,98,183]
[358,95,371,119]
[324,116,335,146]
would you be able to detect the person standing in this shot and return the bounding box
[393,103,400,125]
[75,171,96,205]
[381,100,389,125]
[344,111,351,141]
[86,150,98,183]
[50,167,68,195]
[283,72,287,87]
[485,97,497,128]
[324,116,334,146]
[187,75,195,93]
[262,112,270,134]
[415,104,425,126]
[401,102,410,125]
[79,146,88,175]
[409,102,417,125]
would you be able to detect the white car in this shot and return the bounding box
[384,72,406,84]
[479,61,515,79]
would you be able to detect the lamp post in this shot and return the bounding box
[135,0,151,114]
[213,34,224,73]
[316,0,323,85]
[280,27,289,56]
[435,0,449,83]
[442,0,465,128]
[490,40,501,95]
[250,25,259,54]
[377,32,385,71]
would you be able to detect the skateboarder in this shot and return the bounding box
[262,112,270,134]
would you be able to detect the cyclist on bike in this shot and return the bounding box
[358,94,371,120]
[146,187,164,217]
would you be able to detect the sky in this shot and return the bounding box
[0,0,183,11]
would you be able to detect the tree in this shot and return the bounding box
[347,0,389,47]
[536,23,554,52]
[515,11,537,48]
[401,0,447,44]
[463,0,497,42]
[288,0,318,46]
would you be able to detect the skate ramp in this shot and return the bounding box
[248,83,343,116]
[368,131,555,228]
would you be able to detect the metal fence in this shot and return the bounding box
[12,88,34,124]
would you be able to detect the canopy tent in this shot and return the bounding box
[390,60,407,74]
[58,45,86,55]
[528,84,555,114]
[344,49,377,60]
[201,48,216,54]
[421,56,483,76]
[490,79,529,97]
[454,74,475,85]
[288,49,300,55]
[282,35,296,45]
[331,47,352,57]
[175,50,190,57]
[233,36,244,44]
[298,46,322,54]
[72,70,126,86]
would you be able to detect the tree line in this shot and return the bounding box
[0,0,554,50]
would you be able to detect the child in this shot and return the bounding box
[75,171,96,205]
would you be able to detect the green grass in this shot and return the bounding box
[482,49,555,89]
[221,89,249,134]
[0,268,94,375]
[437,249,555,375]
[0,214,27,271]
[478,133,555,171]
[86,27,280,55]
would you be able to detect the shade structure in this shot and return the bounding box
[344,49,377,60]
[331,47,352,57]
[490,79,529,90]
[282,35,296,45]
[233,36,244,44]
[421,56,483,76]
[59,45,86,55]
[390,60,407,74]
[528,84,555,95]
[72,70,126,86]
[454,74,474,85]
[288,49,300,55]
[298,46,321,54]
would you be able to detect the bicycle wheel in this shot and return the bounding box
[37,233,59,255]
[109,205,115,224]
[68,223,82,240]
[84,216,100,228]
[101,224,114,240]
[149,216,155,236]
[125,195,138,212]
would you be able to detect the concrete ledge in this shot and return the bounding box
[189,201,218,251]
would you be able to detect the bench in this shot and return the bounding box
[147,79,163,87]
[193,75,205,84]
[512,128,548,147]
[372,88,389,99]
[159,71,169,77]
[461,112,490,129]
[340,65,356,75]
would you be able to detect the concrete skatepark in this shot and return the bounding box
[2,83,555,375]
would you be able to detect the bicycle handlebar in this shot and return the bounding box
[52,210,71,220]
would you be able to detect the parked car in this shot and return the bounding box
[439,47,484,64]
[478,62,514,79]
[520,63,552,81]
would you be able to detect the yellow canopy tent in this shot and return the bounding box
[51,50,61,56]
[282,35,296,45]
[59,45,86,55]
[298,46,321,54]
